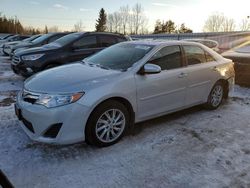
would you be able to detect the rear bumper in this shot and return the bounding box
[234,63,250,86]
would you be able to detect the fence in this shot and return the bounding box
[131,31,250,52]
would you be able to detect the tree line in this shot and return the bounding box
[153,20,192,34]
[105,3,149,35]
[0,13,25,34]
[0,12,62,34]
[203,13,250,32]
[2,7,250,35]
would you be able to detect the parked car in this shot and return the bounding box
[0,35,30,45]
[10,32,70,58]
[0,34,14,40]
[183,39,219,52]
[222,42,250,86]
[11,32,130,77]
[15,41,234,147]
[2,34,42,56]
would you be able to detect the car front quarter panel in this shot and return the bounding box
[76,74,137,121]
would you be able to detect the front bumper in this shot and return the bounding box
[15,92,91,144]
[3,47,11,55]
[11,56,35,76]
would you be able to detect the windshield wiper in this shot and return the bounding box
[94,64,110,70]
[81,61,112,70]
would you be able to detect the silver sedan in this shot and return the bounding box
[15,40,235,147]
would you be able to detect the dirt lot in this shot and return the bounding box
[0,54,250,188]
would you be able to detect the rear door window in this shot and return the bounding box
[148,45,182,70]
[98,35,117,47]
[73,36,97,49]
[116,37,127,43]
[183,45,206,65]
[48,35,64,43]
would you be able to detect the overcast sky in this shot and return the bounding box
[0,0,249,32]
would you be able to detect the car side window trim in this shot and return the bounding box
[182,45,210,66]
[147,45,184,72]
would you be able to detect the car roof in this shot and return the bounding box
[123,40,202,47]
[183,38,218,43]
[83,32,126,37]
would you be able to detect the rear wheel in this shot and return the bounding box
[85,100,129,147]
[205,82,225,109]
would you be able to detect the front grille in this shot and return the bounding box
[12,55,21,65]
[22,90,40,104]
[22,118,35,133]
[43,123,63,138]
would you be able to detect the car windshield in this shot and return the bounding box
[52,33,81,46]
[1,35,12,40]
[31,33,53,44]
[85,43,154,71]
[22,35,39,42]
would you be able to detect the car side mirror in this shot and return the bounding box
[140,63,161,74]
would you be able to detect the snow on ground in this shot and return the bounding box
[1,56,250,188]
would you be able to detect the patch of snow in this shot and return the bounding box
[0,56,250,187]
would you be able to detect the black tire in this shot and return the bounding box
[205,81,225,110]
[85,100,130,147]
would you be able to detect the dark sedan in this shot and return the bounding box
[222,42,250,86]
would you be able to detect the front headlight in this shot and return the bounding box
[35,92,84,108]
[22,54,44,61]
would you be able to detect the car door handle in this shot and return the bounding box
[178,72,188,78]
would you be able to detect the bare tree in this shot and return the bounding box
[139,15,148,34]
[128,13,135,34]
[106,3,148,35]
[203,13,225,32]
[222,18,235,32]
[113,11,122,33]
[119,5,130,34]
[107,14,114,32]
[203,13,235,32]
[73,20,84,32]
[133,3,143,34]
[240,18,250,31]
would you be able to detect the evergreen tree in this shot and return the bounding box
[44,25,48,34]
[178,23,193,33]
[153,19,162,34]
[163,20,176,33]
[95,8,107,32]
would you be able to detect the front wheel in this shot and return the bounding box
[205,82,224,110]
[85,100,130,147]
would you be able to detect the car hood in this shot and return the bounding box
[13,42,33,50]
[222,50,250,64]
[4,41,20,46]
[222,50,250,57]
[16,44,59,55]
[24,63,122,93]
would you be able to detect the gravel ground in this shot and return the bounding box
[0,54,250,188]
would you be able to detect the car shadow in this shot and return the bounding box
[129,105,204,136]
